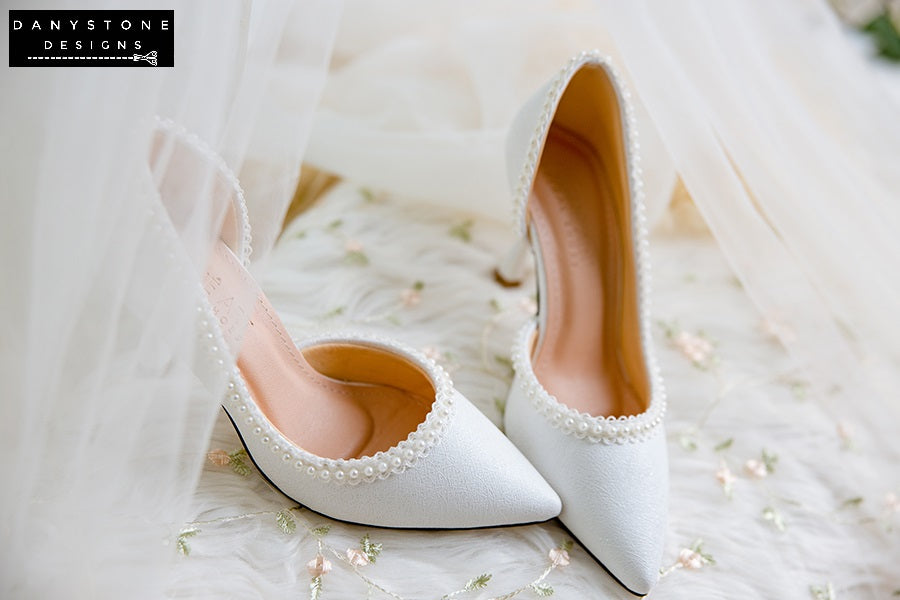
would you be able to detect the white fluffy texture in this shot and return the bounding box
[170,185,899,598]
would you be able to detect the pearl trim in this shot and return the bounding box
[153,116,253,267]
[512,321,665,445]
[154,117,457,485]
[508,50,666,444]
[220,332,457,485]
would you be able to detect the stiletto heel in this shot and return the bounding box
[153,120,561,530]
[501,52,668,595]
[493,236,531,287]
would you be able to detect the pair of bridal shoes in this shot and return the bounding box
[154,49,667,596]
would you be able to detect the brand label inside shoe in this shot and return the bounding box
[9,10,174,67]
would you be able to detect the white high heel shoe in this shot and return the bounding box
[499,52,668,594]
[153,119,561,529]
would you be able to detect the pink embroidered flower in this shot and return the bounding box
[346,548,369,567]
[422,345,442,362]
[344,239,363,253]
[548,547,570,567]
[837,421,854,447]
[744,459,768,479]
[715,461,736,494]
[306,555,332,577]
[400,288,421,307]
[678,548,704,570]
[673,331,713,365]
[207,449,230,467]
[760,317,796,344]
[885,492,899,513]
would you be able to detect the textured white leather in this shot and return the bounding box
[506,366,667,594]
[220,332,562,529]
[502,52,668,595]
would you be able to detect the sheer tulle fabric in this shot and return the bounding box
[0,0,339,596]
[307,0,900,425]
[591,0,900,445]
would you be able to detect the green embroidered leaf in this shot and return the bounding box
[863,14,900,61]
[327,219,343,230]
[310,575,324,600]
[658,319,678,339]
[294,230,307,239]
[788,380,809,400]
[359,188,376,203]
[688,539,716,566]
[494,397,507,417]
[228,449,252,477]
[413,280,425,291]
[489,298,502,313]
[762,506,786,532]
[344,250,369,266]
[449,219,474,242]
[311,525,331,538]
[808,582,835,600]
[360,533,383,563]
[840,496,864,509]
[761,449,778,474]
[679,434,698,452]
[714,438,734,452]
[322,306,345,319]
[531,582,555,596]
[465,573,492,591]
[276,509,297,535]
[559,540,574,553]
[176,528,200,556]
[494,355,514,378]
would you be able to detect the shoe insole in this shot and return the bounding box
[529,127,645,418]
[205,240,433,459]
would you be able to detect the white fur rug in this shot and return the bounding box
[169,182,899,599]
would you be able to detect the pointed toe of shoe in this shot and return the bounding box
[505,372,668,593]
[557,432,668,595]
[288,390,560,529]
[553,432,667,595]
[415,395,562,527]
